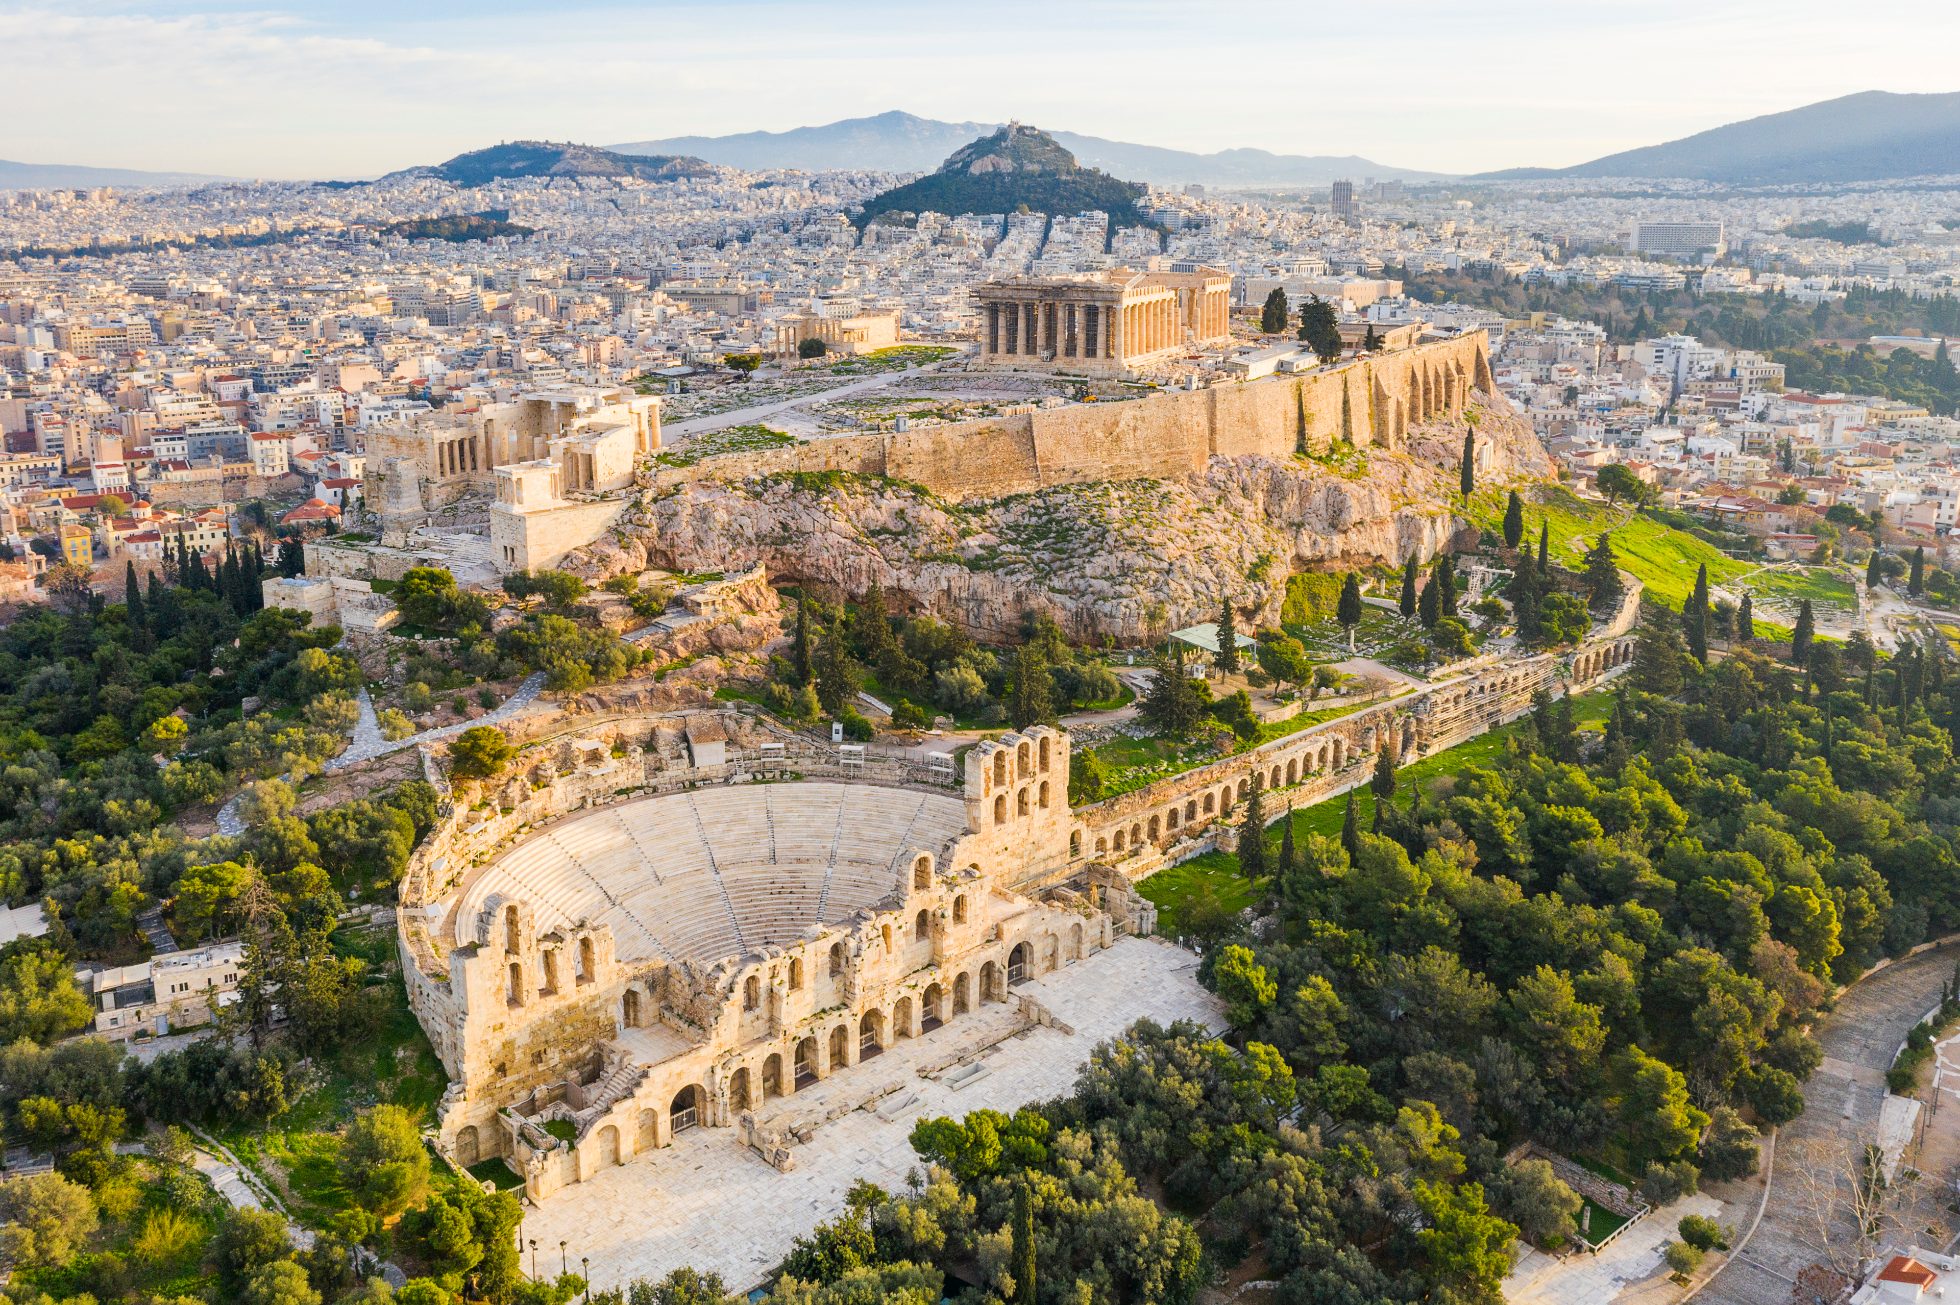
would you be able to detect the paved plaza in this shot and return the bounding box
[516,936,1224,1293]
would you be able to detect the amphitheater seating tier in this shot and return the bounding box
[453,784,969,966]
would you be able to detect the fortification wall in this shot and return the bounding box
[649,333,1495,503]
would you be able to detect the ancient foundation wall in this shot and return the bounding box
[650,333,1494,503]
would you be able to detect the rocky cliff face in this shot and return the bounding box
[566,398,1548,644]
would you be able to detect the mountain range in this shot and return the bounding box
[613,110,1438,186]
[0,158,230,190]
[1476,90,1960,185]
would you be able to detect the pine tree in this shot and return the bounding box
[1399,554,1418,619]
[791,596,813,686]
[1911,546,1926,597]
[1436,556,1458,619]
[1502,490,1524,550]
[1584,534,1624,612]
[1141,648,1205,736]
[1459,432,1476,499]
[1238,778,1268,880]
[1336,573,1364,650]
[1790,599,1815,668]
[1011,1182,1036,1305]
[1217,595,1240,675]
[1685,563,1709,664]
[1737,592,1755,642]
[1340,790,1360,860]
[813,631,858,715]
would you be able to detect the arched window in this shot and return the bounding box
[1016,741,1030,778]
[743,975,760,1011]
[992,752,1007,788]
[504,905,520,952]
[1038,781,1050,808]
[1017,787,1030,816]
[1038,737,1051,771]
[789,957,803,990]
[915,908,930,938]
[994,795,1007,825]
[577,937,594,983]
[913,857,931,890]
[539,948,558,996]
[953,895,968,924]
[829,940,845,975]
[881,924,893,951]
[1069,830,1081,858]
[507,962,524,1005]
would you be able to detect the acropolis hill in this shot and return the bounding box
[568,332,1540,641]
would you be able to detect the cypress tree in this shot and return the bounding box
[1141,647,1206,736]
[1502,490,1524,550]
[1217,595,1241,675]
[1340,380,1353,443]
[1011,1182,1036,1305]
[1790,599,1814,668]
[1685,563,1709,664]
[1370,743,1396,808]
[1911,546,1926,597]
[1436,555,1459,619]
[1340,790,1360,860]
[1238,778,1268,881]
[1738,592,1755,642]
[1459,432,1476,498]
[1418,571,1440,629]
[791,596,813,686]
[124,561,144,626]
[1008,645,1056,729]
[1536,522,1550,572]
[1866,550,1883,589]
[1336,573,1364,650]
[1399,554,1418,619]
[1276,809,1297,887]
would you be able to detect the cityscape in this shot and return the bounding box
[2,6,1960,1305]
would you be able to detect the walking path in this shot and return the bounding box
[1697,940,1960,1305]
[215,672,547,835]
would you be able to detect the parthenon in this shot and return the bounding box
[972,267,1231,375]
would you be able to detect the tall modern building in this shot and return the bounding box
[1331,180,1356,223]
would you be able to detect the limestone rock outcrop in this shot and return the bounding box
[566,398,1548,644]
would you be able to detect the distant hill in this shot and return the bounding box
[852,125,1152,230]
[1476,91,1960,184]
[612,110,1442,185]
[0,158,231,190]
[388,141,715,188]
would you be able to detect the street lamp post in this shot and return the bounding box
[528,1238,537,1280]
[582,1255,591,1304]
[560,1240,568,1277]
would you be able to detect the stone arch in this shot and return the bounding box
[913,856,931,890]
[1016,740,1031,778]
[915,907,930,939]
[1130,821,1142,845]
[455,1124,480,1167]
[794,1035,819,1086]
[994,794,1007,825]
[743,975,761,1011]
[981,960,1003,1002]
[992,751,1007,788]
[1286,758,1299,785]
[578,936,594,982]
[893,995,913,1040]
[1333,738,1346,768]
[1071,921,1085,960]
[953,972,971,1014]
[1203,792,1215,815]
[829,1024,849,1069]
[507,961,524,1006]
[1039,736,1051,771]
[860,1008,886,1057]
[621,988,641,1028]
[1038,780,1050,808]
[595,1123,620,1166]
[789,957,804,990]
[1070,830,1082,858]
[539,947,559,995]
[504,904,520,952]
[954,894,968,924]
[637,1108,658,1151]
[923,982,945,1028]
[1017,786,1030,817]
[829,940,846,975]
[1184,799,1198,822]
[670,1085,702,1134]
[1221,784,1235,811]
[1166,807,1180,832]
[1095,835,1108,855]
[1008,942,1030,984]
[729,1066,752,1113]
[1148,814,1160,841]
[762,1053,784,1099]
[1270,764,1282,788]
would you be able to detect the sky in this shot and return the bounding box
[4,0,1958,178]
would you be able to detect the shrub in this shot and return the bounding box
[1664,1241,1705,1276]
[838,708,874,742]
[449,725,513,780]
